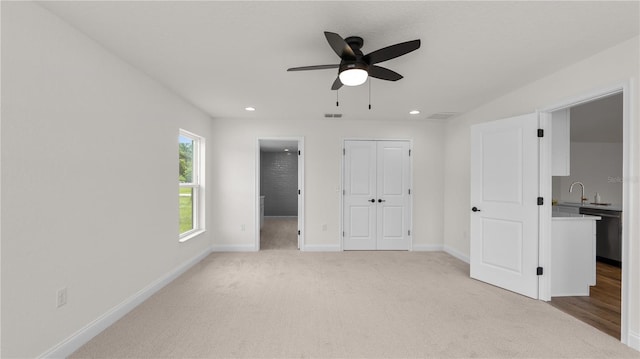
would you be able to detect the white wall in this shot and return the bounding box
[210,117,445,251]
[554,142,623,205]
[443,36,639,347]
[1,3,213,357]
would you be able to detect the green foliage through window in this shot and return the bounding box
[179,139,193,183]
[178,131,201,237]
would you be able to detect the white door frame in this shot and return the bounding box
[255,137,305,251]
[340,138,414,251]
[538,80,635,346]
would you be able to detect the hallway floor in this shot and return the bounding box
[260,217,298,250]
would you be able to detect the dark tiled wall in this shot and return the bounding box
[260,152,298,216]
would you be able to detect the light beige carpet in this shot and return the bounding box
[260,217,298,250]
[70,251,639,358]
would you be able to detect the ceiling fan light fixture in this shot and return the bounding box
[339,68,368,86]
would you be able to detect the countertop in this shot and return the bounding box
[555,201,622,212]
[552,211,601,221]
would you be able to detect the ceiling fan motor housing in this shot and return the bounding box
[344,36,364,53]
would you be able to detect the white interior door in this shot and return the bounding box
[376,141,411,250]
[343,140,410,250]
[343,141,377,250]
[470,113,540,299]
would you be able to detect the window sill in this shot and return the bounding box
[179,229,206,243]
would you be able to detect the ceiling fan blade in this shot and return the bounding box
[363,39,421,65]
[331,77,343,90]
[324,31,356,60]
[287,64,340,71]
[368,65,403,81]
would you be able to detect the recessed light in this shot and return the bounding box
[409,110,420,115]
[284,148,289,152]
[245,106,256,111]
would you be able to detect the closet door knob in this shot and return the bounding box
[369,199,375,203]
[378,199,386,203]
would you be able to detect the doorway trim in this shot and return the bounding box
[339,138,414,251]
[255,137,305,251]
[538,80,635,347]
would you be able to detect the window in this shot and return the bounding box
[179,129,205,240]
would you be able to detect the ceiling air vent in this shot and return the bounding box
[324,113,343,118]
[426,112,459,120]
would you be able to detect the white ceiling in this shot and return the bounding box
[38,1,639,122]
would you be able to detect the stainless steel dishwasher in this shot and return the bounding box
[579,207,622,266]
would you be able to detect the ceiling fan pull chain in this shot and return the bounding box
[336,89,339,107]
[368,79,372,110]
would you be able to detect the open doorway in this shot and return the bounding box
[256,138,304,251]
[545,91,625,340]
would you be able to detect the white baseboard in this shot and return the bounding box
[39,246,213,359]
[629,330,640,351]
[443,245,470,263]
[411,244,444,251]
[211,243,256,252]
[302,244,341,252]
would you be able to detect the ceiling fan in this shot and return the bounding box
[287,31,421,90]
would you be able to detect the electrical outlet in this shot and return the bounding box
[57,287,67,308]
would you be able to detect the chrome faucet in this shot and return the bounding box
[569,181,587,205]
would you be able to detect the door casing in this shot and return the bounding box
[538,80,634,346]
[255,137,305,251]
[539,79,640,345]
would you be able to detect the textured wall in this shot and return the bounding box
[261,152,298,216]
[1,3,214,357]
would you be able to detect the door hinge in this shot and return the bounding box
[537,129,544,138]
[298,150,301,156]
[537,197,544,205]
[408,189,411,195]
[409,149,412,156]
[343,148,346,155]
[408,230,411,236]
[298,189,301,195]
[537,267,543,276]
[298,230,301,235]
[342,231,345,237]
[342,189,345,195]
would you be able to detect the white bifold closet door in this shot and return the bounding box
[343,140,411,250]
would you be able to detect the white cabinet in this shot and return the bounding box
[552,108,570,176]
[551,215,598,297]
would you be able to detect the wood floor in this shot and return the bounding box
[550,261,621,339]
